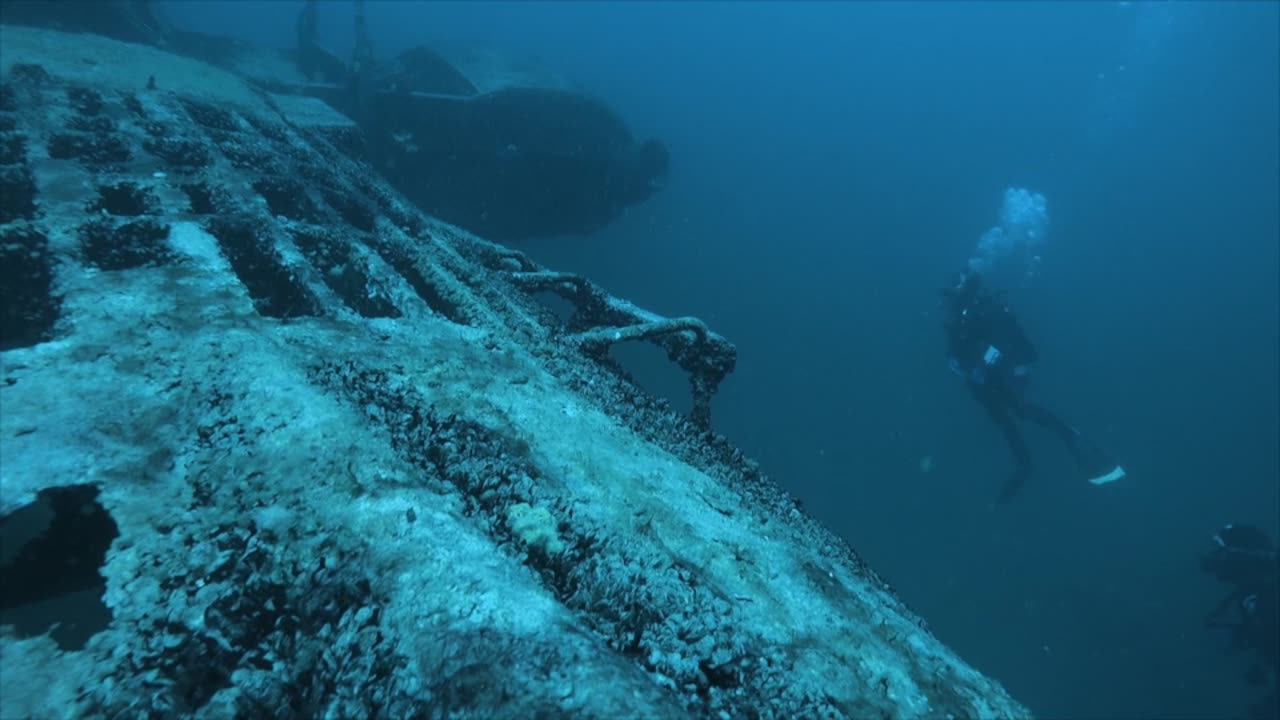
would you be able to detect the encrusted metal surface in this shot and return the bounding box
[0,25,1031,720]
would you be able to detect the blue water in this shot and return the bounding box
[164,2,1280,717]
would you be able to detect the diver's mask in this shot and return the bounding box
[941,270,983,314]
[1201,523,1277,584]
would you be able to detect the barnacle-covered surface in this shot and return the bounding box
[0,25,1032,719]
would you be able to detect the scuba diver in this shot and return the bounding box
[1201,523,1280,719]
[941,269,1126,502]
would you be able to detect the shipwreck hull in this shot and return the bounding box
[0,25,1031,719]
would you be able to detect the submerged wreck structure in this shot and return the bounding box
[0,25,1031,719]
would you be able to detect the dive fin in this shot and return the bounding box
[1069,430,1127,485]
[1086,464,1126,485]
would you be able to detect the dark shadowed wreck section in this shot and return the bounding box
[0,26,1030,719]
[177,9,674,241]
[356,44,672,241]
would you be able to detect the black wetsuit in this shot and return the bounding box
[1204,547,1280,719]
[944,289,1099,500]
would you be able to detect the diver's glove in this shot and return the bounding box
[947,357,963,377]
[1008,363,1031,390]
